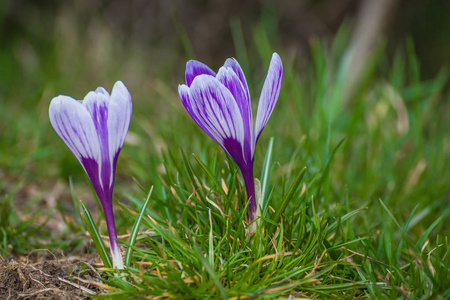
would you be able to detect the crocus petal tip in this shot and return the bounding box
[271,52,283,69]
[113,80,127,91]
[95,87,110,96]
[178,84,190,100]
[111,81,131,98]
[185,60,216,87]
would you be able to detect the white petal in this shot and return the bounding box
[95,87,110,96]
[178,84,220,143]
[254,53,283,148]
[187,75,245,153]
[107,81,132,166]
[49,95,101,163]
[223,58,251,105]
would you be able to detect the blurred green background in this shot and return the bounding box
[0,0,449,250]
[2,0,450,100]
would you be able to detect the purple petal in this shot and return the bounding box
[254,53,283,147]
[178,84,220,145]
[82,90,110,152]
[223,58,251,104]
[216,66,253,160]
[95,87,110,96]
[49,95,109,204]
[49,96,101,163]
[82,89,112,191]
[107,81,132,168]
[222,137,250,173]
[180,75,249,165]
[185,60,216,87]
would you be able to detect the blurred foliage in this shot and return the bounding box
[1,0,449,100]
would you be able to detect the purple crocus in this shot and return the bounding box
[178,53,283,222]
[49,81,132,269]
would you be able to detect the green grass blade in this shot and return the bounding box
[378,198,404,232]
[208,208,214,267]
[125,186,154,267]
[194,243,227,299]
[415,216,443,250]
[192,153,226,196]
[269,167,307,235]
[260,137,274,209]
[80,200,113,269]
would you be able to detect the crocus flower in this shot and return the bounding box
[49,81,132,269]
[178,53,283,222]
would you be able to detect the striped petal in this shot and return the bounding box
[254,53,283,146]
[107,81,133,168]
[49,96,101,164]
[82,88,113,194]
[216,66,253,160]
[185,60,216,87]
[223,58,251,105]
[179,84,220,146]
[179,75,247,166]
[95,86,110,96]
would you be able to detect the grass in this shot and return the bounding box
[0,13,449,299]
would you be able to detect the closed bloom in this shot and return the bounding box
[49,81,132,269]
[178,53,283,222]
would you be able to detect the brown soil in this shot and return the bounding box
[0,258,103,300]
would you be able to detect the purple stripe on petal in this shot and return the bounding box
[191,76,240,143]
[80,157,110,206]
[254,53,283,148]
[216,67,253,161]
[83,91,110,147]
[223,58,251,103]
[186,75,247,164]
[179,84,220,147]
[222,137,248,171]
[83,91,111,190]
[180,82,236,149]
[107,81,132,186]
[185,60,216,87]
[49,96,101,163]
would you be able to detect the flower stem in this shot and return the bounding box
[104,204,124,269]
[242,165,256,223]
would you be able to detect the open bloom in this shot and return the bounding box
[49,81,132,269]
[178,53,283,222]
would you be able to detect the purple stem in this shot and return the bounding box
[241,164,256,223]
[102,198,123,269]
[103,201,119,251]
[93,177,122,268]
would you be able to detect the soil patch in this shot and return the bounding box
[0,258,103,300]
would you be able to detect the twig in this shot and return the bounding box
[58,276,96,295]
